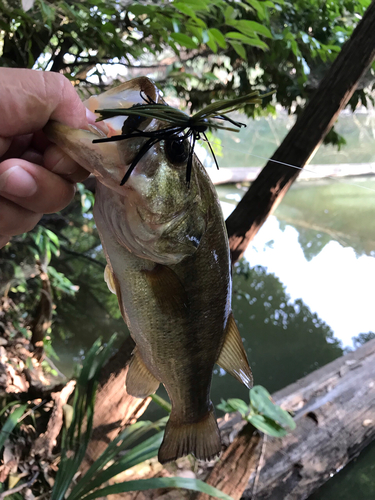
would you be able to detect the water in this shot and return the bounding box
[50,112,375,498]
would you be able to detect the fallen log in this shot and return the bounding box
[196,337,375,500]
[207,163,375,185]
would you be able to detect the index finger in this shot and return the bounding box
[0,68,88,137]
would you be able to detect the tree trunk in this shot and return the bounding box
[82,335,151,470]
[226,0,375,263]
[196,338,375,500]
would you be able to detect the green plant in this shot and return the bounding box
[0,403,28,454]
[49,336,232,500]
[217,385,296,437]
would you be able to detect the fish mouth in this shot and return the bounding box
[44,77,163,189]
[84,76,160,138]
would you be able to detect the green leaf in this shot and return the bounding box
[209,28,227,48]
[226,31,254,41]
[207,30,218,53]
[175,0,209,10]
[51,337,117,500]
[250,386,296,430]
[248,414,288,437]
[170,33,198,49]
[188,25,203,42]
[0,401,22,419]
[44,228,60,248]
[72,431,164,499]
[67,419,167,500]
[204,72,219,81]
[0,405,28,452]
[226,398,249,417]
[226,32,268,50]
[224,5,235,21]
[217,398,249,417]
[245,0,266,18]
[232,20,272,38]
[174,3,197,19]
[229,41,246,59]
[127,5,152,15]
[81,477,234,500]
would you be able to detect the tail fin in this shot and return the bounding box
[158,406,221,464]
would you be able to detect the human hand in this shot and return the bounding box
[0,68,97,249]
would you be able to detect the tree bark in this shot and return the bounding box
[226,0,375,263]
[197,338,375,500]
[82,335,152,470]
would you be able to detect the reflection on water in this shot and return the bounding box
[213,260,342,398]
[209,112,375,169]
[217,178,375,349]
[309,439,375,500]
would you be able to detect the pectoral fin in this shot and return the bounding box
[126,349,160,399]
[142,264,189,317]
[216,312,253,389]
[104,265,117,294]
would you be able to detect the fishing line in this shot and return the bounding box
[216,146,375,194]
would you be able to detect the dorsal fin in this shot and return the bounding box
[216,312,253,389]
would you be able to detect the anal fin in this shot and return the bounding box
[216,312,253,389]
[126,349,160,399]
[158,405,221,464]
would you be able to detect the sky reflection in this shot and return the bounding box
[220,200,375,348]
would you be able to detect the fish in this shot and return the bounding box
[45,77,253,464]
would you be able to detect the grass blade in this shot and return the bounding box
[75,431,164,497]
[81,477,234,500]
[0,405,27,452]
[68,418,167,500]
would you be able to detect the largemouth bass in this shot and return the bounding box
[45,77,253,463]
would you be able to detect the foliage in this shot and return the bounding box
[352,331,375,348]
[49,337,232,500]
[217,385,295,437]
[0,338,232,499]
[0,403,28,453]
[0,0,373,126]
[0,183,116,348]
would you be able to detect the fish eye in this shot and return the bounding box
[165,139,190,165]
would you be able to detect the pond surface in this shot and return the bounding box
[51,112,375,499]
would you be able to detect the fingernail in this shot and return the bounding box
[86,108,109,135]
[0,165,38,197]
[86,108,98,123]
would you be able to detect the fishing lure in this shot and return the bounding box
[93,90,271,185]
